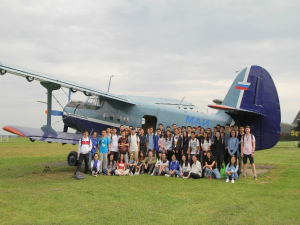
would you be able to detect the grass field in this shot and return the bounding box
[0,138,299,225]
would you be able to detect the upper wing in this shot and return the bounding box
[0,61,134,105]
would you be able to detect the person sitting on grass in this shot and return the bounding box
[103,154,116,176]
[135,151,146,175]
[90,153,101,177]
[127,153,136,176]
[169,154,180,177]
[152,151,163,175]
[115,154,129,176]
[203,151,221,180]
[180,155,191,178]
[187,155,202,179]
[226,156,239,183]
[154,153,169,176]
[144,151,156,175]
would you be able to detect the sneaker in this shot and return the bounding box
[183,176,188,179]
[165,174,170,177]
[135,172,139,175]
[242,175,246,179]
[254,176,257,180]
[95,174,97,177]
[92,171,95,176]
[151,173,154,176]
[208,176,212,180]
[231,179,235,183]
[226,178,229,183]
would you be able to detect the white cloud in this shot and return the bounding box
[0,0,299,134]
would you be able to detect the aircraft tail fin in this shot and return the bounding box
[209,66,281,150]
[292,111,300,124]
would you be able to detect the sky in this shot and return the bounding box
[0,0,299,135]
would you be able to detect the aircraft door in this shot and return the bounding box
[142,115,157,132]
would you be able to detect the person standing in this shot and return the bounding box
[139,129,147,156]
[172,128,183,162]
[237,126,245,175]
[228,130,239,159]
[165,130,173,162]
[241,125,257,180]
[89,131,98,164]
[98,130,111,172]
[118,130,129,163]
[146,126,155,156]
[77,130,92,174]
[188,131,200,165]
[128,128,140,162]
[214,131,225,172]
[224,124,231,168]
[110,127,119,162]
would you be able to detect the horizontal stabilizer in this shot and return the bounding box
[208,104,263,116]
[3,125,82,145]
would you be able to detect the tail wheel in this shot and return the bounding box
[67,151,78,166]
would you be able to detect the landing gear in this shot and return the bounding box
[67,151,78,166]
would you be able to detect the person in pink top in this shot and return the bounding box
[241,125,257,180]
[115,154,129,176]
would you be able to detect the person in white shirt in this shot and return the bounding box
[128,128,140,161]
[188,132,200,165]
[187,155,202,179]
[77,130,92,174]
[110,127,119,162]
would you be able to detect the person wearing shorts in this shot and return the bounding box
[241,125,257,180]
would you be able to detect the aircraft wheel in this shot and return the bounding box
[67,151,78,166]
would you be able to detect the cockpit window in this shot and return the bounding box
[84,96,104,109]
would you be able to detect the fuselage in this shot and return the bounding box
[280,122,300,141]
[63,96,232,133]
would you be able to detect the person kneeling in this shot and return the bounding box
[115,154,129,176]
[180,155,191,179]
[90,153,101,177]
[169,154,180,177]
[203,151,221,180]
[154,153,169,176]
[103,154,116,176]
[127,153,136,176]
[226,156,239,183]
[187,155,202,179]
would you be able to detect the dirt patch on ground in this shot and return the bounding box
[245,164,276,176]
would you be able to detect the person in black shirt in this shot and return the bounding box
[139,128,147,156]
[203,151,221,179]
[214,131,225,172]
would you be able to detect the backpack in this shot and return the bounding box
[73,171,86,180]
[220,163,226,179]
[242,134,254,146]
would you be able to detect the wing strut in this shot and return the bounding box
[40,81,61,135]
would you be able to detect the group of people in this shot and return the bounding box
[77,123,257,182]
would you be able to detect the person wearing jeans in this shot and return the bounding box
[226,156,239,183]
[203,151,221,180]
[98,130,110,171]
[169,154,180,177]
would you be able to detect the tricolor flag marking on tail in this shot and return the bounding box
[235,82,251,90]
